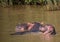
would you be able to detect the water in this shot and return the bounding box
[0,5,60,42]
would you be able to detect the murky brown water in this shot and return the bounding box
[0,5,60,42]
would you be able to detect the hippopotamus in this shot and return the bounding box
[10,22,42,35]
[10,22,56,35]
[39,24,56,35]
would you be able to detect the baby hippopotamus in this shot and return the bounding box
[39,24,56,35]
[39,24,56,40]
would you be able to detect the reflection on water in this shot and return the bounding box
[40,33,54,42]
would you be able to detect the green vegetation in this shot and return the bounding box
[0,0,60,10]
[0,0,60,5]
